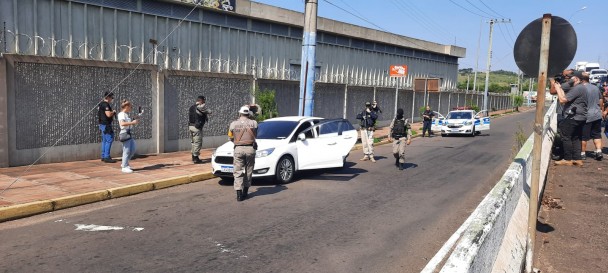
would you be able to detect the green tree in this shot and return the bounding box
[255,88,279,122]
[512,94,524,112]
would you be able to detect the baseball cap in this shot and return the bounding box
[197,95,206,101]
[365,102,371,106]
[103,91,114,98]
[572,70,584,79]
[239,106,250,115]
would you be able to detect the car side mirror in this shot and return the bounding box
[298,133,306,141]
[474,115,480,119]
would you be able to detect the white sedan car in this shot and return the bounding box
[212,117,358,184]
[431,110,491,137]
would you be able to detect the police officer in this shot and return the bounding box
[228,106,258,202]
[188,96,212,164]
[421,105,435,137]
[388,108,412,170]
[356,102,378,162]
[98,91,117,163]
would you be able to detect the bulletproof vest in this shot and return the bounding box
[189,104,207,128]
[391,118,406,137]
[232,119,257,146]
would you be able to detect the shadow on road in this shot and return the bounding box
[249,185,288,199]
[402,162,418,170]
[133,163,179,171]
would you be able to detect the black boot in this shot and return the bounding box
[398,163,404,171]
[395,158,400,167]
[243,187,249,199]
[236,190,244,202]
[192,155,203,164]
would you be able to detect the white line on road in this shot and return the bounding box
[73,224,144,232]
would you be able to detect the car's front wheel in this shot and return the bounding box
[275,155,295,184]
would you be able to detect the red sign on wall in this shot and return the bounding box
[389,65,408,77]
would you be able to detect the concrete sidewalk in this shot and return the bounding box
[0,108,522,222]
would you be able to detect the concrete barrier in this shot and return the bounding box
[422,101,557,273]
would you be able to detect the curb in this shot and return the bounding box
[0,171,214,223]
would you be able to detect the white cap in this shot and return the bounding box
[239,106,250,115]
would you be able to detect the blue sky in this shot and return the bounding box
[253,0,607,73]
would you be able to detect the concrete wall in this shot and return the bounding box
[163,70,253,152]
[421,102,557,273]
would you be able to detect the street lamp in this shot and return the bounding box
[568,6,587,20]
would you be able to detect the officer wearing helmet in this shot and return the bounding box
[228,106,258,202]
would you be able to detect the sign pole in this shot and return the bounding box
[525,13,551,273]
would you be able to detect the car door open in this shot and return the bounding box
[431,112,445,132]
[475,110,491,131]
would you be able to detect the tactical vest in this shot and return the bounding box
[391,118,408,138]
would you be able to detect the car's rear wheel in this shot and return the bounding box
[275,155,295,184]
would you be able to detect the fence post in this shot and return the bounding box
[343,84,348,119]
[411,91,416,122]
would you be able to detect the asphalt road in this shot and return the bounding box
[0,111,534,273]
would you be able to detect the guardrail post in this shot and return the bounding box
[526,13,551,273]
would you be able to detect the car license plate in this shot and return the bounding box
[221,166,234,173]
[451,129,459,132]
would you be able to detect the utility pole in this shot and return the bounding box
[473,19,482,93]
[298,0,318,116]
[483,18,511,114]
[466,74,470,91]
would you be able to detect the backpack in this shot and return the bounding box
[391,118,406,137]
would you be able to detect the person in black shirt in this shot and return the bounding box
[421,105,435,137]
[188,96,212,164]
[98,91,117,163]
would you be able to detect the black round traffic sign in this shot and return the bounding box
[513,16,577,77]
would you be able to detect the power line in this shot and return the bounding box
[448,0,489,18]
[321,0,441,53]
[478,0,508,19]
[463,0,495,18]
[389,0,452,43]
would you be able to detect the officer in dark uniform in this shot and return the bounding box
[188,96,212,164]
[388,108,412,170]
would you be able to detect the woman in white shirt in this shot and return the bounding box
[118,100,139,173]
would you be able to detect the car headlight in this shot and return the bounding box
[464,121,473,125]
[256,148,275,158]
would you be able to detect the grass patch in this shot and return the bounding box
[511,122,527,160]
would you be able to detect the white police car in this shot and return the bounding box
[431,110,490,137]
[212,117,358,184]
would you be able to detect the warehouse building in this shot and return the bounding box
[0,0,513,167]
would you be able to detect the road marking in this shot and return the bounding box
[73,224,144,232]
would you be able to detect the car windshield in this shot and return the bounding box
[256,121,299,139]
[591,70,607,75]
[447,112,472,120]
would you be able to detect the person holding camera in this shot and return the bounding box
[228,106,258,202]
[553,70,588,166]
[98,92,117,163]
[356,102,379,162]
[581,72,604,160]
[189,96,212,164]
[118,100,139,174]
[388,108,412,170]
[549,69,574,160]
